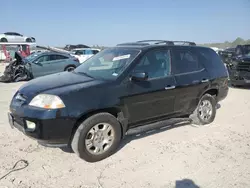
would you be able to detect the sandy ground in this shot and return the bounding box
[0,66,250,188]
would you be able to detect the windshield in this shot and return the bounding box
[24,52,41,62]
[74,47,140,80]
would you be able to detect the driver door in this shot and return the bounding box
[30,55,51,78]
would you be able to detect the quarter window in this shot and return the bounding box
[133,49,171,79]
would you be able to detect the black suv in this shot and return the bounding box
[8,40,229,162]
[219,44,250,86]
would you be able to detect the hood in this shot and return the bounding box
[18,71,95,97]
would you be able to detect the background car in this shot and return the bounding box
[71,48,100,63]
[24,51,80,78]
[64,44,90,51]
[0,32,36,43]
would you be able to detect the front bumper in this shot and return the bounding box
[228,69,250,86]
[8,103,76,147]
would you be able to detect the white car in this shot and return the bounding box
[0,32,36,43]
[71,48,100,63]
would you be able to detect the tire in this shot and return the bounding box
[190,94,217,126]
[1,38,8,42]
[71,112,122,162]
[26,38,32,42]
[65,66,75,72]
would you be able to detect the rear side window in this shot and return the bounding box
[84,49,93,55]
[197,48,223,69]
[92,50,99,54]
[50,55,68,61]
[196,47,227,78]
[171,48,203,74]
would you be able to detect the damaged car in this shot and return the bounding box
[222,45,250,86]
[0,51,80,83]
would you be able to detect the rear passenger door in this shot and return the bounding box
[171,47,210,115]
[48,54,69,74]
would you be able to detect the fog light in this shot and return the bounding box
[26,120,36,131]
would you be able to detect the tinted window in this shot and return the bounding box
[172,48,203,74]
[84,49,93,55]
[74,50,83,55]
[196,47,228,78]
[93,50,99,54]
[36,55,50,63]
[50,55,68,60]
[133,49,171,79]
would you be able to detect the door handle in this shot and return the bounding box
[165,85,175,90]
[201,79,209,83]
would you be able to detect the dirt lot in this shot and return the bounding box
[0,66,250,188]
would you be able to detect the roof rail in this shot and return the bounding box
[171,41,196,46]
[137,40,174,45]
[116,40,196,47]
[116,42,150,46]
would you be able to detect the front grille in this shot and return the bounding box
[237,62,250,72]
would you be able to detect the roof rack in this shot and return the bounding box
[171,41,196,46]
[117,40,196,47]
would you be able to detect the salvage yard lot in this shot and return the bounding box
[0,66,250,188]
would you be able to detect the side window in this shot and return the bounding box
[133,49,171,79]
[50,55,68,60]
[84,49,93,55]
[172,49,202,74]
[197,48,224,69]
[36,55,50,63]
[75,50,83,55]
[92,50,99,54]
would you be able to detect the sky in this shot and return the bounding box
[1,0,250,47]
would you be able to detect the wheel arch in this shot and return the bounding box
[69,107,127,145]
[64,64,76,71]
[0,37,8,42]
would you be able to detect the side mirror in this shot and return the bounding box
[130,72,148,81]
[33,60,39,64]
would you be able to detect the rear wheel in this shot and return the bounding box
[26,38,32,42]
[1,38,7,42]
[190,94,216,126]
[71,113,122,162]
[65,66,75,72]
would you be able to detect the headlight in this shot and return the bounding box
[29,94,65,109]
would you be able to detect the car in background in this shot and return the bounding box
[71,48,100,63]
[24,51,80,78]
[0,32,36,43]
[64,44,90,51]
[219,44,250,86]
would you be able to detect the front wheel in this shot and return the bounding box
[71,113,122,162]
[190,94,217,126]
